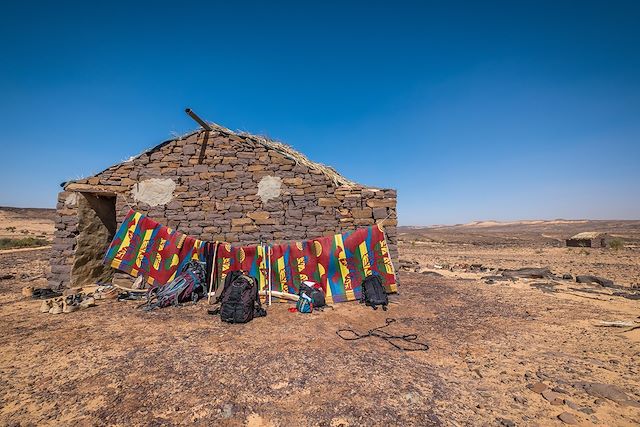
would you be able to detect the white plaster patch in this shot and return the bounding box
[257,176,282,204]
[131,178,176,206]
[64,192,79,207]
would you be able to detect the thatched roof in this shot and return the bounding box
[569,232,607,240]
[206,122,357,187]
[67,121,359,188]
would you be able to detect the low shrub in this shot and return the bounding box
[609,239,624,251]
[0,237,50,250]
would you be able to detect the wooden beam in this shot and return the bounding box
[64,183,123,194]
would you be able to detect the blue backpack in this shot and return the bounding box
[296,293,313,313]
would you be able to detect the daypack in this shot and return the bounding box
[218,271,266,323]
[296,293,313,313]
[360,274,389,311]
[143,260,206,311]
[298,281,326,309]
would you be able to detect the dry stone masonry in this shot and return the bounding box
[49,125,398,289]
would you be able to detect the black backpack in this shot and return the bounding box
[218,271,266,323]
[360,275,388,311]
[299,282,326,309]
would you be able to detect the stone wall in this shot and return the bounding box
[49,130,398,289]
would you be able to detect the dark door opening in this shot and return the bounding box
[71,193,117,287]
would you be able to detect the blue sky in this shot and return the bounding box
[1,1,638,225]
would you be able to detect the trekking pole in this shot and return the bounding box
[268,246,272,306]
[207,241,219,304]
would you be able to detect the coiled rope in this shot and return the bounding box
[336,318,430,351]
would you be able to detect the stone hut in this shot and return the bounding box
[565,232,609,248]
[49,122,398,289]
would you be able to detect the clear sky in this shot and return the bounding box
[1,1,638,225]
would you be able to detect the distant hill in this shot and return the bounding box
[399,219,640,246]
[0,206,56,221]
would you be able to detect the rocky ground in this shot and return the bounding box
[1,242,639,426]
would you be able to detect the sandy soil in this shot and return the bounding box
[0,207,55,240]
[1,249,639,426]
[0,216,639,425]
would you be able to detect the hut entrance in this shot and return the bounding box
[71,193,117,287]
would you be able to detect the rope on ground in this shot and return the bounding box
[336,318,429,352]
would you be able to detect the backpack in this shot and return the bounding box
[360,274,389,311]
[143,260,206,311]
[299,281,326,309]
[296,293,313,313]
[218,271,266,323]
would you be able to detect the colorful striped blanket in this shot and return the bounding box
[104,210,204,285]
[105,210,397,303]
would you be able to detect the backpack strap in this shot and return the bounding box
[252,275,267,317]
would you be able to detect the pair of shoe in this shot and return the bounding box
[40,297,64,314]
[39,295,96,314]
[94,287,119,300]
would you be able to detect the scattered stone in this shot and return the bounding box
[579,407,594,415]
[497,417,516,427]
[221,403,234,418]
[514,395,528,405]
[557,412,578,424]
[565,399,579,410]
[421,271,444,278]
[399,259,420,272]
[481,275,512,282]
[530,282,557,293]
[562,273,573,280]
[542,390,564,405]
[552,386,568,394]
[485,279,495,284]
[575,275,615,287]
[502,267,553,279]
[529,382,548,394]
[270,381,289,390]
[576,382,640,407]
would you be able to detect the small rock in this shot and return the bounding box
[0,274,14,281]
[270,381,289,390]
[558,412,578,424]
[562,274,573,280]
[485,279,495,284]
[565,399,579,410]
[529,382,548,393]
[221,404,233,419]
[497,417,516,427]
[579,407,594,415]
[542,390,563,405]
[514,395,528,405]
[552,386,568,394]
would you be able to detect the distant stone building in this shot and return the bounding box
[565,232,609,248]
[49,122,398,289]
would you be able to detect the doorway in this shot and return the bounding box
[71,193,117,287]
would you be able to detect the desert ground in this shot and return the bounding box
[0,210,639,426]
